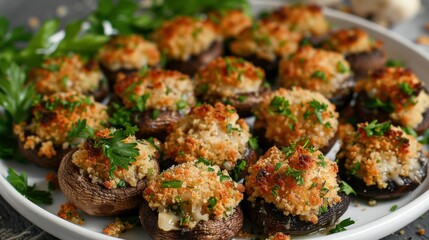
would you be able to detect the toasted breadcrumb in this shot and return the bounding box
[103,218,134,237]
[230,20,301,62]
[323,28,381,54]
[368,199,377,206]
[416,35,429,46]
[264,4,329,36]
[417,228,426,235]
[209,9,252,38]
[425,22,429,32]
[266,232,291,240]
[57,202,84,225]
[237,231,251,237]
[246,146,341,224]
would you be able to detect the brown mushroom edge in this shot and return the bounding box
[165,41,224,76]
[134,109,185,141]
[99,65,138,90]
[139,199,244,240]
[160,146,258,181]
[58,149,152,216]
[242,192,350,236]
[17,132,73,169]
[354,91,429,135]
[253,127,339,155]
[198,86,270,117]
[345,48,387,79]
[239,55,279,82]
[328,76,355,110]
[87,78,109,102]
[338,153,428,200]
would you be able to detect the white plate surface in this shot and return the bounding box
[2,1,429,240]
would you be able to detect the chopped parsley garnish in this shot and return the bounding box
[226,123,240,133]
[232,159,246,180]
[129,91,150,112]
[225,57,236,76]
[151,109,160,120]
[402,126,417,138]
[340,181,356,196]
[66,119,95,144]
[197,157,211,166]
[208,197,217,211]
[42,63,60,72]
[269,96,297,122]
[179,216,190,226]
[176,99,188,110]
[281,145,296,158]
[161,180,183,188]
[308,99,329,126]
[336,61,349,73]
[386,59,404,67]
[348,162,361,175]
[284,166,305,185]
[219,175,231,182]
[272,185,280,197]
[117,179,126,188]
[397,82,414,96]
[310,70,327,81]
[390,204,398,212]
[362,120,391,137]
[329,218,355,234]
[108,103,133,128]
[43,96,92,112]
[237,95,247,102]
[317,154,326,167]
[365,97,395,113]
[249,137,259,150]
[6,168,52,205]
[275,162,283,171]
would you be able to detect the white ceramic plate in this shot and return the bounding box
[2,1,429,240]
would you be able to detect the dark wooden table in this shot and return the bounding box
[0,0,428,239]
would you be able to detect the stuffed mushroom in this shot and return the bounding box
[322,28,387,78]
[153,16,223,76]
[354,67,429,134]
[194,56,268,116]
[337,121,427,199]
[254,88,339,153]
[278,46,354,109]
[229,20,301,79]
[58,128,160,216]
[163,103,258,180]
[113,69,196,140]
[13,92,107,169]
[97,34,160,87]
[140,160,244,240]
[244,145,349,235]
[29,54,108,101]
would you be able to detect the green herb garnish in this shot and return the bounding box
[362,120,391,137]
[386,59,404,67]
[197,157,211,166]
[340,181,356,196]
[269,96,297,122]
[365,97,395,113]
[310,70,327,81]
[161,180,183,188]
[284,166,305,185]
[6,168,52,204]
[208,197,217,211]
[329,218,355,234]
[390,204,398,212]
[249,137,259,150]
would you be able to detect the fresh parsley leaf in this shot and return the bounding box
[308,99,329,126]
[397,82,414,96]
[197,156,212,166]
[151,109,160,120]
[340,181,356,196]
[271,185,280,196]
[232,159,246,180]
[386,59,404,67]
[419,129,429,144]
[365,97,395,113]
[0,17,32,62]
[284,166,305,185]
[161,180,183,188]
[329,218,355,234]
[249,137,259,150]
[208,196,217,211]
[362,120,391,137]
[390,204,398,212]
[6,168,52,205]
[348,162,361,175]
[108,102,133,128]
[176,99,188,110]
[310,70,327,81]
[66,119,95,144]
[336,61,349,73]
[401,126,417,138]
[269,96,297,122]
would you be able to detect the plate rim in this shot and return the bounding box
[1,2,429,240]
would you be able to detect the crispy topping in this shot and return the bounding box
[355,67,429,128]
[98,34,160,71]
[323,28,381,54]
[254,88,338,149]
[164,103,251,170]
[209,9,252,38]
[153,16,220,61]
[195,56,264,97]
[72,131,160,189]
[230,20,301,62]
[103,218,135,237]
[266,232,291,240]
[114,69,195,112]
[57,202,84,225]
[263,4,329,36]
[144,161,243,229]
[338,122,424,189]
[279,46,352,98]
[246,146,341,224]
[30,55,102,95]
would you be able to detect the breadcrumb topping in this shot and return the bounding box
[14,92,107,158]
[254,87,338,149]
[103,218,134,237]
[266,232,291,240]
[153,16,221,61]
[194,56,265,98]
[338,122,424,189]
[164,103,251,170]
[98,34,160,71]
[355,67,429,128]
[323,28,381,54]
[209,9,252,38]
[30,55,102,95]
[72,130,160,189]
[57,202,85,225]
[230,20,302,62]
[114,69,196,112]
[246,146,341,224]
[264,4,329,36]
[279,46,352,98]
[143,161,243,229]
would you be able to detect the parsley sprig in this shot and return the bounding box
[269,96,297,123]
[329,218,355,234]
[6,168,52,205]
[362,120,391,137]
